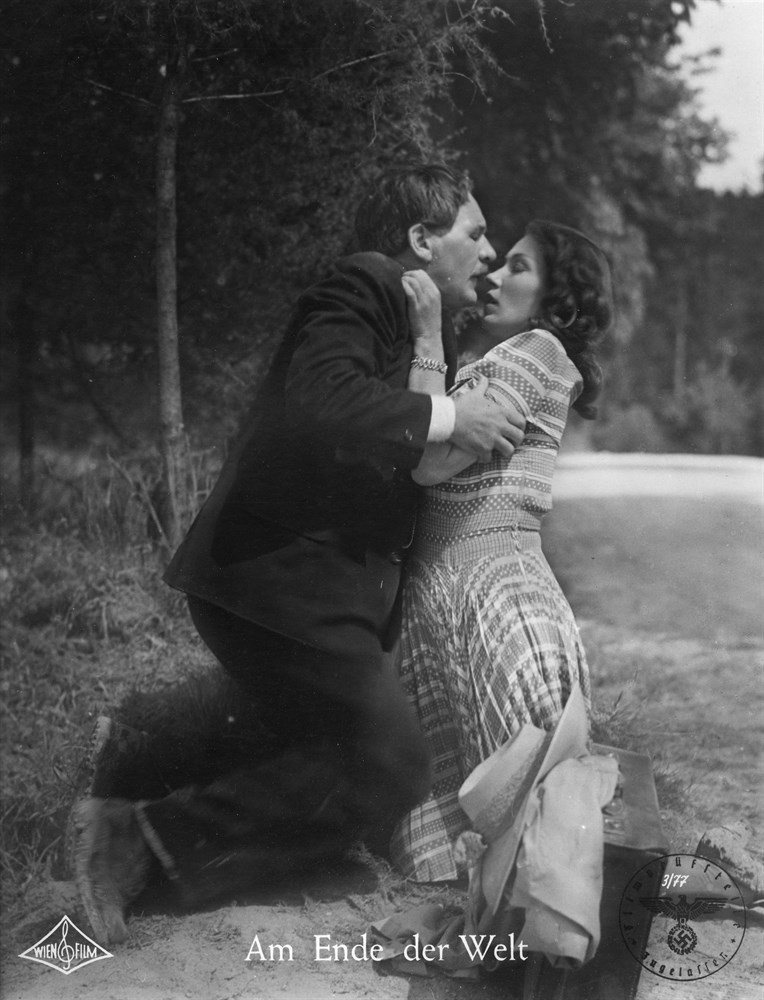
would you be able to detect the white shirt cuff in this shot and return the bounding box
[427,395,456,443]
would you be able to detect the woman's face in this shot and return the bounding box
[483,234,547,340]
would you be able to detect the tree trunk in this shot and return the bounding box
[155,54,188,549]
[672,276,688,400]
[15,296,36,510]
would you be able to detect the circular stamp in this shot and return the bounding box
[619,853,747,982]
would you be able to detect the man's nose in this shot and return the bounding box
[479,237,497,263]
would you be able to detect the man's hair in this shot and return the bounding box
[353,164,473,257]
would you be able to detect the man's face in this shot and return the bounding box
[426,195,496,312]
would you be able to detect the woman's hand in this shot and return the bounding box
[402,269,443,359]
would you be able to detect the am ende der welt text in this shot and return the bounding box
[245,932,529,964]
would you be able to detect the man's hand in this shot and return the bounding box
[451,375,525,462]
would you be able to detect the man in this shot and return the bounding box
[73,164,525,945]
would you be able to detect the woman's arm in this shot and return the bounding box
[410,373,496,484]
[402,270,482,484]
[410,439,480,485]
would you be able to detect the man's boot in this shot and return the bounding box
[73,798,154,945]
[64,716,156,878]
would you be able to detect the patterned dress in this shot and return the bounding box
[390,328,591,882]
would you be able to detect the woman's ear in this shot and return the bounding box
[406,223,434,263]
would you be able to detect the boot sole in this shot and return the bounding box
[72,800,129,945]
[63,717,113,880]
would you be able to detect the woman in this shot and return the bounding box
[391,220,614,882]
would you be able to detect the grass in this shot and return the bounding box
[0,509,213,917]
[544,494,764,644]
[589,689,693,840]
[545,492,763,843]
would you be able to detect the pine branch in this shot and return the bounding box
[181,46,401,104]
[181,2,502,106]
[182,88,286,103]
[84,77,157,107]
[310,48,399,84]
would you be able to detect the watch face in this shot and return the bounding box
[619,853,747,982]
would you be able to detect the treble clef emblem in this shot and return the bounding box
[58,918,76,971]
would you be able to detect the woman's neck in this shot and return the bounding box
[467,324,523,358]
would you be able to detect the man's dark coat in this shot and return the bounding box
[164,252,456,654]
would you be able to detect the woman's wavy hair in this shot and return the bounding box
[525,220,614,420]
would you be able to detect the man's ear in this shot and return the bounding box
[406,223,434,263]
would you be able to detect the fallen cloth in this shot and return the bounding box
[369,751,619,976]
[508,753,620,968]
[369,903,483,979]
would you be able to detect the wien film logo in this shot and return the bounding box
[18,915,113,975]
[619,853,747,982]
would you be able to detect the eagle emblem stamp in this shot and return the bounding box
[619,853,746,981]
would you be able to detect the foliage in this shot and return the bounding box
[0,506,211,908]
[1,0,513,458]
[445,0,718,365]
[2,0,762,503]
[441,0,763,455]
[449,0,716,224]
[605,188,764,454]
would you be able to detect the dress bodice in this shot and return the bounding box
[413,329,581,554]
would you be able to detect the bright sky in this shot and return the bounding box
[677,0,764,191]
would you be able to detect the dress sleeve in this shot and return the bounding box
[452,329,582,444]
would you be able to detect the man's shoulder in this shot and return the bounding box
[329,252,405,293]
[297,252,406,314]
[337,251,403,279]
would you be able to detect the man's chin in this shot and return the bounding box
[445,289,478,312]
